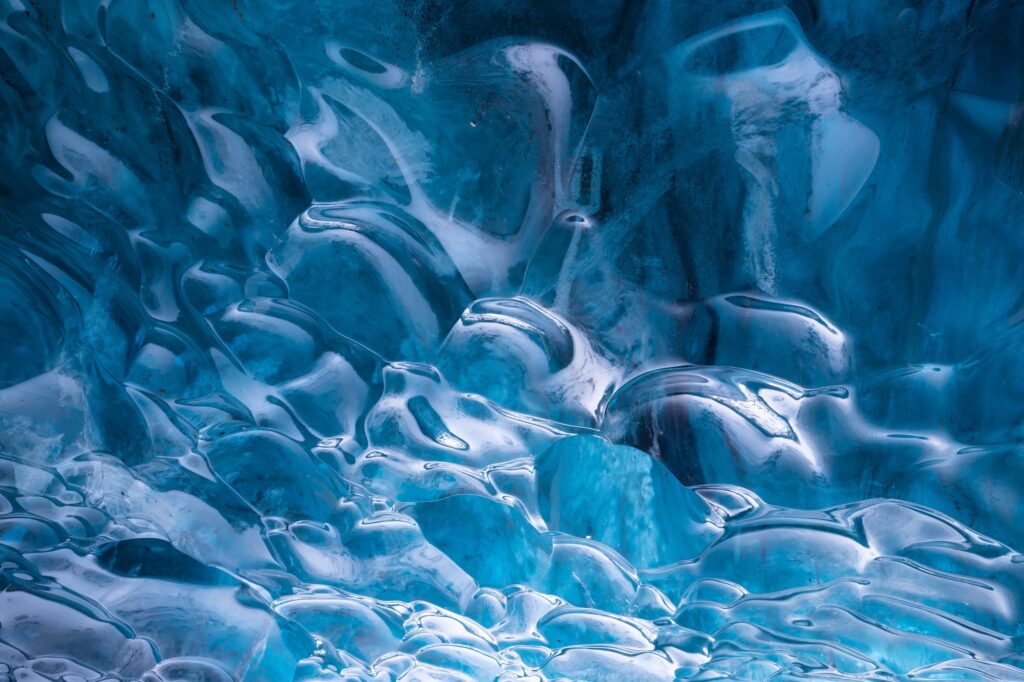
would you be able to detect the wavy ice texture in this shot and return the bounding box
[2,0,1024,680]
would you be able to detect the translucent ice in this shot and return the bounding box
[3,1,1024,680]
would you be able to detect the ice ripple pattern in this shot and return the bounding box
[2,1,1024,680]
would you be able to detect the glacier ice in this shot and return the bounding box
[3,0,1024,680]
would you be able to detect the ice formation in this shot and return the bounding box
[2,1,1024,680]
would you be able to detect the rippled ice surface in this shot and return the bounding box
[3,1,1024,680]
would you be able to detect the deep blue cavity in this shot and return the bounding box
[2,1,1024,680]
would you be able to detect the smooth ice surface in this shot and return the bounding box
[2,1,1024,680]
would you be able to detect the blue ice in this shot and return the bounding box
[2,1,1024,680]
